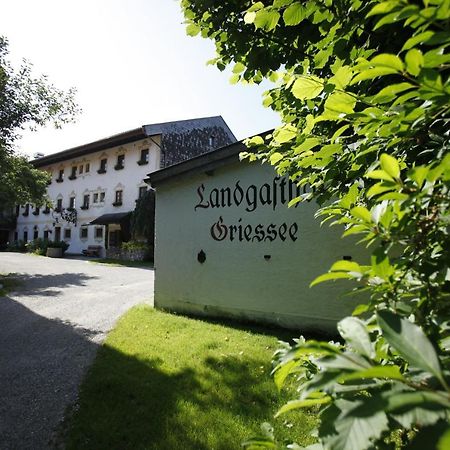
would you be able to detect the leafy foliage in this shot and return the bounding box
[181,0,450,448]
[131,188,155,249]
[0,36,79,207]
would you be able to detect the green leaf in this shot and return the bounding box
[294,137,320,154]
[229,73,240,84]
[186,23,201,36]
[338,317,374,359]
[365,169,395,182]
[352,304,369,316]
[321,399,389,450]
[292,76,324,100]
[377,311,446,387]
[367,182,396,198]
[380,154,400,179]
[330,260,362,273]
[254,9,280,31]
[246,135,264,146]
[273,125,297,143]
[408,166,429,189]
[324,92,356,115]
[244,11,256,24]
[269,152,284,165]
[339,365,405,382]
[372,82,415,103]
[402,31,435,51]
[350,206,372,223]
[232,62,246,74]
[370,54,404,72]
[371,247,395,280]
[273,359,298,390]
[275,396,331,417]
[351,67,399,84]
[366,1,402,18]
[438,428,450,450]
[283,3,305,26]
[329,66,353,89]
[405,49,424,76]
[310,272,354,287]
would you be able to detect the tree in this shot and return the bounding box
[181,1,450,448]
[131,189,155,253]
[0,36,79,207]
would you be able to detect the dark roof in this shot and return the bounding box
[148,131,271,187]
[32,116,236,168]
[88,212,132,225]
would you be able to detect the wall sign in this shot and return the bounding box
[195,177,304,243]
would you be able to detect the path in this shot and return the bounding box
[0,252,154,449]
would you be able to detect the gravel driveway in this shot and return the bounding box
[0,252,154,450]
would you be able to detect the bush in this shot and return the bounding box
[121,240,148,252]
[6,240,26,253]
[25,238,48,255]
[46,240,69,253]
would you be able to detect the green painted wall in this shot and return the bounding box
[154,160,366,333]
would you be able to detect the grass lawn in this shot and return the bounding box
[89,258,154,269]
[0,273,20,296]
[65,306,317,450]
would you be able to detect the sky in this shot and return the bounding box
[0,0,280,158]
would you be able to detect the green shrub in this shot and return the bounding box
[6,240,26,253]
[25,238,48,255]
[46,240,69,253]
[121,240,148,252]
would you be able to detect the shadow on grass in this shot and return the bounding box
[66,346,293,450]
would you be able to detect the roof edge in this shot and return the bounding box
[147,140,245,187]
[33,127,147,168]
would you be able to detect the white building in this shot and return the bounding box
[12,117,236,256]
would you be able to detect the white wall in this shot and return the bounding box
[154,160,367,332]
[15,136,161,254]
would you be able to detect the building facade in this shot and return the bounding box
[149,141,368,332]
[11,117,236,256]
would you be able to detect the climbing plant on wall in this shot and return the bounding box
[181,0,450,448]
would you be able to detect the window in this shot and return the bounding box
[95,227,103,239]
[138,148,149,165]
[33,226,39,240]
[115,154,125,170]
[43,205,50,214]
[100,192,105,202]
[23,231,28,242]
[113,190,123,206]
[56,198,63,212]
[69,196,76,209]
[15,205,20,216]
[98,158,107,174]
[85,163,90,173]
[138,186,147,199]
[32,206,40,216]
[14,231,18,242]
[56,169,64,182]
[80,227,88,239]
[93,193,99,203]
[79,165,84,174]
[64,228,71,239]
[23,204,30,216]
[69,166,77,180]
[81,194,90,209]
[43,230,49,240]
